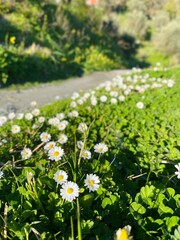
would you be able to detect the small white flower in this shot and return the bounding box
[30,101,37,107]
[68,110,79,118]
[11,125,21,134]
[48,146,64,161]
[8,112,16,120]
[136,102,144,109]
[58,134,68,144]
[0,170,3,179]
[91,96,97,106]
[77,99,84,105]
[110,98,117,104]
[48,117,60,126]
[57,121,67,131]
[71,92,80,100]
[0,116,7,126]
[175,163,180,179]
[40,132,51,142]
[118,95,125,102]
[25,113,33,120]
[84,174,100,192]
[38,116,45,123]
[54,170,68,185]
[56,113,65,120]
[16,113,24,120]
[82,150,91,159]
[115,225,132,240]
[70,101,77,108]
[110,91,118,97]
[77,140,84,149]
[21,148,32,159]
[100,95,107,103]
[78,123,88,133]
[32,108,40,116]
[94,143,108,154]
[32,124,38,129]
[44,141,56,151]
[60,181,79,202]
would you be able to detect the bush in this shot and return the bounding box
[118,11,149,41]
[83,46,120,73]
[152,19,180,63]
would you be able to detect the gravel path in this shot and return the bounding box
[0,69,129,115]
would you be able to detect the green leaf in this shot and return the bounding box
[165,216,180,232]
[101,197,112,209]
[167,188,175,198]
[81,193,94,208]
[130,202,146,214]
[139,185,156,205]
[174,225,180,239]
[158,204,174,216]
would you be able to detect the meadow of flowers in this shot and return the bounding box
[0,67,180,240]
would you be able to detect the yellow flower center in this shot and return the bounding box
[83,152,88,157]
[49,144,53,149]
[58,175,63,181]
[119,228,128,240]
[98,147,103,153]
[67,187,73,194]
[24,151,28,156]
[89,179,95,186]
[53,151,59,157]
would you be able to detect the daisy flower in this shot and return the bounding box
[48,117,60,126]
[84,174,100,192]
[56,113,65,120]
[44,141,56,151]
[136,102,144,109]
[82,150,91,159]
[114,225,133,240]
[58,134,68,144]
[111,98,117,104]
[11,125,21,134]
[30,101,37,107]
[175,163,180,179]
[60,181,79,202]
[40,132,51,142]
[48,146,64,161]
[0,116,7,126]
[54,170,68,185]
[16,113,24,120]
[32,108,40,116]
[118,95,125,102]
[94,143,108,154]
[8,112,16,120]
[57,121,67,131]
[100,95,107,103]
[25,113,33,120]
[21,148,32,159]
[70,101,77,108]
[78,123,88,133]
[68,110,79,118]
[38,116,45,123]
[77,140,84,149]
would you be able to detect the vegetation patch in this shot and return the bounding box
[0,68,180,239]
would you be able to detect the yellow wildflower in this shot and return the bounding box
[10,36,16,44]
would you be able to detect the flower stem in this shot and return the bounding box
[70,216,74,240]
[77,199,82,240]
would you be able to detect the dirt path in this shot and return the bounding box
[0,69,129,114]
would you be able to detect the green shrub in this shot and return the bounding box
[152,19,180,63]
[82,46,120,73]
